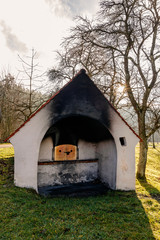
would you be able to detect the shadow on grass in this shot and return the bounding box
[0,156,156,239]
[0,189,156,240]
[138,179,160,203]
[0,157,14,186]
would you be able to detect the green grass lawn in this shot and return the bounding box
[0,144,159,240]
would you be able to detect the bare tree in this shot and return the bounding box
[0,73,22,141]
[0,50,51,141]
[49,0,160,178]
[17,49,49,120]
[48,32,127,108]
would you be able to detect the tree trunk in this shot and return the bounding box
[136,114,148,179]
[152,133,156,149]
[137,139,148,179]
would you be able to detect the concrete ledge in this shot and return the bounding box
[38,159,98,165]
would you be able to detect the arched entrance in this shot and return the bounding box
[37,115,117,195]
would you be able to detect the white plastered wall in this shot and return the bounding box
[78,139,97,159]
[38,137,53,162]
[10,105,52,192]
[77,139,117,189]
[9,100,139,192]
[96,139,117,189]
[108,106,139,190]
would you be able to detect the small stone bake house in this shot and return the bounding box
[6,69,140,194]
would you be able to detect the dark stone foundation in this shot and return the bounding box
[38,181,109,197]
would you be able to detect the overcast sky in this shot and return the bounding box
[0,0,99,76]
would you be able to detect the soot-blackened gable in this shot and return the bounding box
[50,69,111,129]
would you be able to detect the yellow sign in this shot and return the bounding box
[54,144,77,161]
